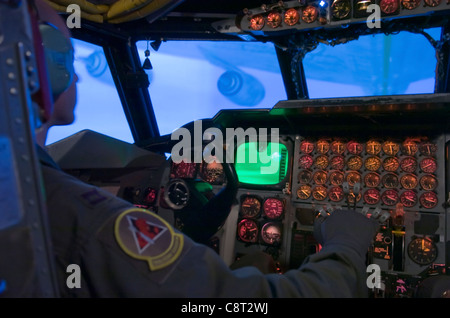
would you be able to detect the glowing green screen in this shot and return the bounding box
[235,142,288,185]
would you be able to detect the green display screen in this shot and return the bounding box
[235,142,288,185]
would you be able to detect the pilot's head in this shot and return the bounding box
[33,0,78,145]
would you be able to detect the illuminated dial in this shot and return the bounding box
[300,139,315,153]
[400,157,417,173]
[364,172,381,187]
[364,189,380,205]
[330,155,345,170]
[400,190,417,208]
[365,156,381,171]
[382,141,400,156]
[237,219,259,243]
[316,139,330,154]
[420,192,438,209]
[401,0,421,9]
[420,175,438,191]
[261,222,282,245]
[347,190,362,204]
[329,186,344,202]
[402,139,418,156]
[142,187,157,205]
[314,155,329,170]
[201,161,224,184]
[301,5,318,23]
[297,184,312,200]
[170,161,197,179]
[299,154,314,169]
[419,142,437,156]
[347,156,363,170]
[347,141,363,155]
[383,157,399,172]
[331,0,351,19]
[267,11,282,28]
[313,170,328,185]
[408,237,438,265]
[249,15,265,30]
[400,174,418,190]
[240,196,261,218]
[381,189,399,206]
[263,198,284,219]
[298,170,313,183]
[330,171,344,185]
[331,140,346,154]
[366,140,382,155]
[284,8,300,26]
[346,171,361,186]
[424,0,440,5]
[380,0,399,14]
[382,173,399,188]
[312,185,328,201]
[420,157,437,174]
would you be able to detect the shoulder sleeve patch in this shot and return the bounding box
[114,208,184,271]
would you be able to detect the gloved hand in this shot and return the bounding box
[314,209,380,258]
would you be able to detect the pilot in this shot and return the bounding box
[32,0,382,298]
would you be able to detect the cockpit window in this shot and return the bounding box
[303,28,441,98]
[137,41,286,136]
[46,39,133,145]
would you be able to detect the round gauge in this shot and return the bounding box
[380,0,399,14]
[420,175,438,191]
[400,174,418,189]
[314,155,329,170]
[240,196,261,218]
[297,184,312,200]
[313,170,327,185]
[299,154,314,169]
[143,187,157,205]
[249,15,265,30]
[382,172,399,188]
[164,179,190,210]
[364,172,381,187]
[419,142,437,156]
[261,222,282,245]
[331,155,345,170]
[347,191,362,204]
[366,140,382,155]
[316,139,330,154]
[382,141,400,156]
[364,188,380,205]
[201,161,224,184]
[365,156,381,171]
[312,185,328,201]
[346,171,361,186]
[330,171,344,185]
[284,8,300,26]
[424,0,441,6]
[267,11,282,28]
[237,219,259,243]
[381,189,399,206]
[401,0,421,9]
[407,237,438,265]
[263,198,284,219]
[420,192,438,209]
[347,156,363,171]
[300,139,315,154]
[331,140,346,154]
[402,140,418,156]
[301,5,318,23]
[383,157,399,172]
[329,186,344,202]
[400,157,417,173]
[400,190,417,208]
[331,0,351,19]
[298,170,313,183]
[347,141,363,155]
[420,157,437,174]
[170,161,197,179]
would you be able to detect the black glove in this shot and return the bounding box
[314,209,380,258]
